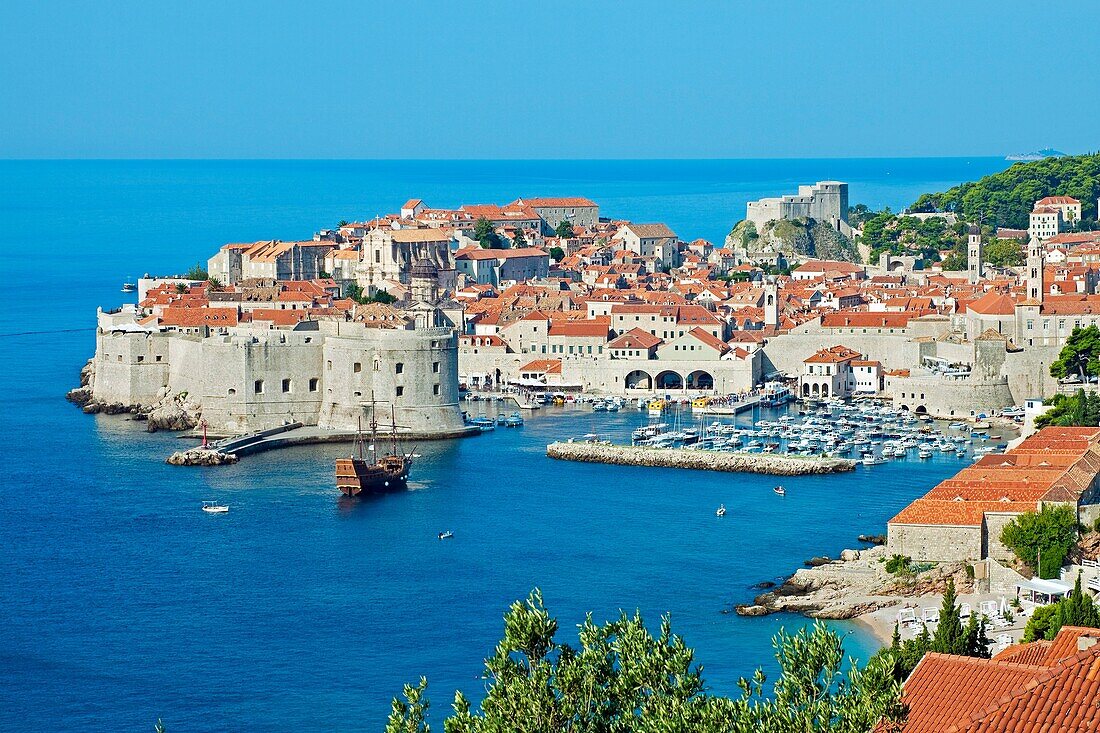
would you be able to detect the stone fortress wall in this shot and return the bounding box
[90,316,466,437]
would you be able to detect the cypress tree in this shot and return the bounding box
[932,579,966,655]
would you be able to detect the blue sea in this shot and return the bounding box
[0,158,1011,732]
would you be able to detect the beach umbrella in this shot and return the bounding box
[1000,596,1007,616]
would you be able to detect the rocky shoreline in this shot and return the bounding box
[66,359,200,432]
[547,441,856,475]
[735,544,975,620]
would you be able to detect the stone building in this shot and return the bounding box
[208,240,336,285]
[510,197,599,233]
[745,181,849,234]
[358,228,455,292]
[89,305,467,438]
[887,427,1100,563]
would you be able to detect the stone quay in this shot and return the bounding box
[546,441,855,476]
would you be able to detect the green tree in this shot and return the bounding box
[474,218,502,249]
[512,228,527,247]
[386,590,906,732]
[1000,505,1079,574]
[1023,603,1060,642]
[548,246,565,262]
[931,579,966,655]
[384,678,430,733]
[184,263,209,280]
[911,153,1100,228]
[1034,390,1100,429]
[554,220,574,238]
[984,238,1025,267]
[1023,573,1100,641]
[1051,325,1100,381]
[338,219,350,227]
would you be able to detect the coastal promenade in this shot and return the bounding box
[546,441,855,475]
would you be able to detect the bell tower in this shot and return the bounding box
[763,277,779,328]
[967,225,983,285]
[1026,236,1045,303]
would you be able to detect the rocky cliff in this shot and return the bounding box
[727,217,860,264]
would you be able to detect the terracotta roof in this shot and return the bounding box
[804,345,862,364]
[1037,196,1080,206]
[518,359,562,374]
[548,319,611,338]
[620,223,677,239]
[608,328,663,350]
[513,197,597,208]
[967,291,1018,316]
[388,228,453,243]
[457,247,549,261]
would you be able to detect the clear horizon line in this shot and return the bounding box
[0,154,1028,163]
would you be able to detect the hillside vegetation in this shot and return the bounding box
[728,217,860,263]
[910,153,1100,229]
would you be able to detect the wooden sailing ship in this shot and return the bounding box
[335,402,412,497]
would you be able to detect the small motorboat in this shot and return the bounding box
[716,504,726,517]
[121,281,137,293]
[438,530,454,540]
[202,501,229,513]
[773,486,786,496]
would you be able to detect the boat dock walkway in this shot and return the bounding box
[198,422,478,459]
[546,441,855,476]
[691,393,766,415]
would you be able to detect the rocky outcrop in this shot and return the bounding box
[145,394,200,432]
[736,545,977,619]
[166,448,238,466]
[727,217,860,263]
[546,442,855,476]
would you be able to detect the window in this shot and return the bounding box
[282,379,292,393]
[433,384,440,396]
[327,360,332,370]
[374,250,381,263]
[309,378,319,392]
[254,380,264,393]
[228,388,236,396]
[396,386,404,397]
[137,355,144,362]
[156,355,162,362]
[395,362,404,374]
[432,361,439,373]
[354,362,362,373]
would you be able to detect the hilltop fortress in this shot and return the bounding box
[745,181,851,236]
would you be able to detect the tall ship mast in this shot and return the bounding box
[335,397,412,497]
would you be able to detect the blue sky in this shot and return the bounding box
[1,1,1096,159]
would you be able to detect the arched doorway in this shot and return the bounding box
[802,383,810,397]
[686,370,714,390]
[625,369,653,390]
[915,405,928,415]
[655,371,683,390]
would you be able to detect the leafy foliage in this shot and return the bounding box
[1023,573,1100,641]
[512,228,527,247]
[346,282,397,305]
[1051,326,1100,381]
[910,153,1100,229]
[874,579,990,681]
[884,554,912,575]
[1035,389,1100,429]
[554,220,575,238]
[1000,505,1080,575]
[548,246,565,262]
[385,589,905,732]
[859,212,964,265]
[474,218,503,249]
[983,238,1025,267]
[184,263,209,280]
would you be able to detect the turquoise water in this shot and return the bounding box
[0,159,1008,732]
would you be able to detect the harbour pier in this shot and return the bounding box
[547,441,855,476]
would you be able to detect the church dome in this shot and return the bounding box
[411,258,438,278]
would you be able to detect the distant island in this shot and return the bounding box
[1005,148,1067,162]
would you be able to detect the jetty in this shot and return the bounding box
[546,441,855,476]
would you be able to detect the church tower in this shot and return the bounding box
[763,277,779,329]
[967,225,984,285]
[1026,236,1045,303]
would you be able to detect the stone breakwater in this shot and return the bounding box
[546,442,855,476]
[166,447,239,466]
